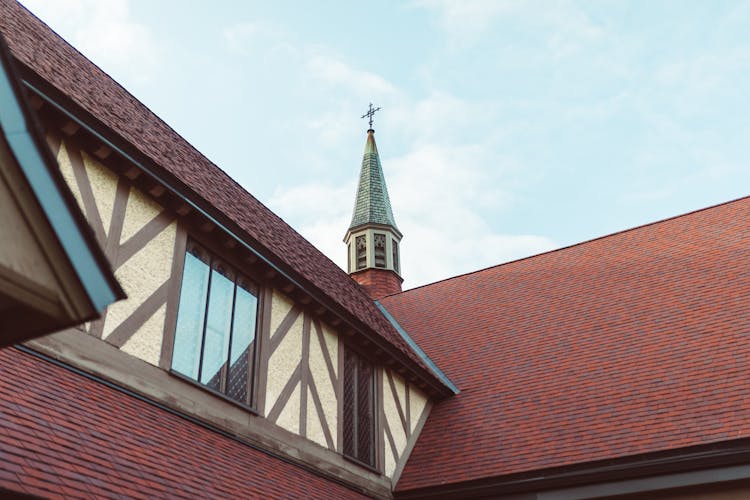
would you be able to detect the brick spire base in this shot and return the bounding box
[351,269,403,300]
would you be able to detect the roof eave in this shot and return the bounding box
[376,301,459,395]
[0,34,124,319]
[344,222,403,242]
[395,437,750,499]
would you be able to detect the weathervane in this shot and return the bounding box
[361,103,381,130]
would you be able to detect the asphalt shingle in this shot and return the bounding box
[349,130,398,231]
[0,348,367,499]
[382,196,750,491]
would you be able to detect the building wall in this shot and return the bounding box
[55,137,177,366]
[263,289,339,451]
[47,133,430,482]
[382,369,429,478]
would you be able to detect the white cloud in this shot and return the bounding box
[223,22,398,98]
[268,182,355,271]
[223,21,290,55]
[306,54,399,97]
[269,141,556,289]
[654,47,750,106]
[542,3,604,60]
[413,0,517,49]
[388,91,489,145]
[415,0,604,56]
[388,143,555,287]
[402,225,556,287]
[20,0,159,84]
[270,182,356,223]
[301,55,403,150]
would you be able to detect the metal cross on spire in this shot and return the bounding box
[361,103,381,130]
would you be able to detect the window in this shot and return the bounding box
[392,238,399,274]
[342,347,375,467]
[171,241,259,407]
[374,233,386,268]
[355,235,367,270]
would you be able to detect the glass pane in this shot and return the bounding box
[357,359,374,465]
[226,281,258,404]
[343,349,357,458]
[200,263,234,391]
[172,248,210,379]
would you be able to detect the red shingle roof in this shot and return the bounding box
[381,196,750,491]
[0,348,367,499]
[0,0,442,390]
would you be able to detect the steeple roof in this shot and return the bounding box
[349,129,398,231]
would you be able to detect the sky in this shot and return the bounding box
[19,0,750,289]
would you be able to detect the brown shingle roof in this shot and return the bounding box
[0,0,445,391]
[381,196,750,491]
[0,348,367,499]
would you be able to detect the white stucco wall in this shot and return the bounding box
[57,139,175,366]
[266,290,303,431]
[382,369,430,477]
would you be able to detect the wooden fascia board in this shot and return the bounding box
[394,438,750,499]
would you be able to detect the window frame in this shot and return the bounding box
[373,232,387,268]
[341,345,379,470]
[392,238,399,274]
[355,234,367,270]
[168,238,264,413]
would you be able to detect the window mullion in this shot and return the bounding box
[246,284,258,407]
[197,255,214,383]
[223,280,238,395]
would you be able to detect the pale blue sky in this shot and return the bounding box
[21,0,750,288]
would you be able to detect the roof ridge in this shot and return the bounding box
[390,193,750,296]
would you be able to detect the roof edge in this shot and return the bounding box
[0,33,124,313]
[375,300,459,395]
[395,437,750,498]
[394,192,750,296]
[344,221,403,241]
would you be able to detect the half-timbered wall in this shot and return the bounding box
[262,290,339,451]
[382,369,429,478]
[47,133,432,482]
[53,136,177,366]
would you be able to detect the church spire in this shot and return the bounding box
[344,110,403,299]
[348,129,398,232]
